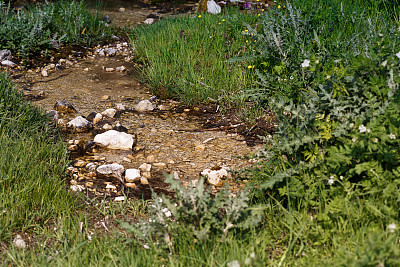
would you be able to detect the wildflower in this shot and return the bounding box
[258,13,261,16]
[218,22,221,25]
[396,51,400,59]
[246,40,248,43]
[373,138,378,143]
[198,15,201,18]
[201,77,204,79]
[262,9,265,11]
[352,137,357,143]
[315,59,319,64]
[366,128,371,134]
[340,175,344,180]
[382,60,387,67]
[389,133,396,139]
[358,124,367,133]
[388,223,397,233]
[328,176,334,185]
[244,29,248,32]
[159,198,163,203]
[222,19,225,22]
[227,260,240,267]
[290,76,294,80]
[143,244,150,249]
[247,65,255,69]
[244,2,250,9]
[278,5,281,9]
[301,59,310,68]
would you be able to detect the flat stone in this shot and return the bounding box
[41,70,48,77]
[140,177,149,185]
[1,60,16,67]
[135,100,155,112]
[97,163,124,181]
[139,163,152,172]
[144,18,155,24]
[67,116,93,132]
[94,130,134,150]
[13,235,26,249]
[125,168,141,183]
[54,100,76,114]
[114,196,125,201]
[102,108,117,118]
[93,113,103,124]
[126,183,136,189]
[142,171,151,179]
[201,167,228,186]
[102,124,113,130]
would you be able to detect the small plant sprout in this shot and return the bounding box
[388,223,397,233]
[301,59,310,68]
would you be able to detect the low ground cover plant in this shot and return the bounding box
[0,0,113,60]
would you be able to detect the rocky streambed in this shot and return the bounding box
[4,1,263,202]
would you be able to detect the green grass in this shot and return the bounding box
[0,0,114,60]
[130,8,260,107]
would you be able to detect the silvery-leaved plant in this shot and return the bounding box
[121,174,263,251]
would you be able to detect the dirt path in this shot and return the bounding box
[7,2,262,201]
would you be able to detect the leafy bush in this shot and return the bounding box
[0,0,113,59]
[122,175,262,251]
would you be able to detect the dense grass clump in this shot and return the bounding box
[0,72,77,245]
[0,0,113,59]
[131,9,260,106]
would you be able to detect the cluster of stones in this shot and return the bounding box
[52,98,230,201]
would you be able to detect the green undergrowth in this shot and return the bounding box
[130,8,260,107]
[0,0,114,60]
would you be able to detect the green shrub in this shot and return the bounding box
[122,175,263,252]
[0,0,113,59]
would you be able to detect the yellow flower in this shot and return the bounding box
[201,77,204,79]
[222,19,225,22]
[218,22,221,25]
[278,5,281,9]
[248,65,255,69]
[246,40,249,43]
[261,9,265,12]
[245,29,248,32]
[198,15,201,18]
[258,14,261,16]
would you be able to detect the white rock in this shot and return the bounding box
[41,70,48,77]
[173,171,180,180]
[114,196,125,201]
[106,184,117,189]
[207,0,221,14]
[97,163,125,181]
[1,60,16,67]
[0,49,11,61]
[125,169,141,182]
[116,66,126,72]
[139,163,152,172]
[102,124,113,130]
[13,235,26,249]
[93,113,103,124]
[105,68,115,72]
[135,100,155,112]
[94,130,134,150]
[116,103,125,111]
[67,116,93,132]
[101,108,117,118]
[201,167,229,186]
[144,18,155,24]
[119,7,126,12]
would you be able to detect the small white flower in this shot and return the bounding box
[290,76,294,80]
[382,60,387,67]
[340,175,344,180]
[301,59,310,68]
[388,223,397,233]
[359,124,367,133]
[250,252,255,258]
[366,128,371,134]
[227,260,240,267]
[396,51,400,59]
[143,244,150,249]
[159,198,163,203]
[389,133,396,140]
[352,137,357,143]
[328,178,334,186]
[164,211,172,218]
[349,123,355,128]
[373,138,378,143]
[315,59,319,64]
[326,75,331,79]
